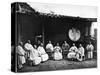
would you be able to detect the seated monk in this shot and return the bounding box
[62,41,70,58]
[16,42,26,69]
[37,43,49,62]
[24,40,34,59]
[46,41,54,52]
[29,45,41,65]
[24,40,41,65]
[46,41,54,59]
[77,44,85,61]
[53,43,63,60]
[67,43,79,60]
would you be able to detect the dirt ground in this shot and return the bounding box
[18,58,97,72]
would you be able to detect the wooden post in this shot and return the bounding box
[42,24,45,47]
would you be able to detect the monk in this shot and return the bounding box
[62,41,70,58]
[24,40,41,65]
[29,45,41,65]
[46,41,54,52]
[67,43,78,60]
[37,43,49,62]
[62,41,70,51]
[86,42,94,59]
[16,42,26,69]
[46,41,54,59]
[78,44,85,61]
[24,40,34,60]
[53,43,63,60]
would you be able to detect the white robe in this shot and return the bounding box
[37,46,49,62]
[53,46,62,60]
[78,47,85,56]
[24,43,41,65]
[86,44,94,58]
[16,46,26,65]
[69,46,78,52]
[76,46,85,61]
[67,52,76,59]
[24,43,34,51]
[24,43,34,58]
[46,43,53,52]
[29,49,41,65]
[67,46,78,59]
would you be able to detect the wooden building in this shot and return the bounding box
[11,2,97,48]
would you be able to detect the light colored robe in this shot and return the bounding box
[24,43,34,51]
[37,46,49,62]
[46,43,53,52]
[78,46,85,56]
[53,46,62,60]
[24,43,34,58]
[77,46,85,61]
[29,48,41,65]
[24,43,41,65]
[67,46,78,59]
[86,44,94,59]
[69,46,78,52]
[16,46,26,65]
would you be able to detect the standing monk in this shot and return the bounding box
[86,42,94,59]
[16,42,26,69]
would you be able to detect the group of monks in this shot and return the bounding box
[16,40,94,69]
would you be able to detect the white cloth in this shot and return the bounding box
[32,57,41,65]
[37,46,46,55]
[53,46,62,60]
[87,51,93,59]
[86,44,94,58]
[29,49,39,60]
[69,46,78,52]
[86,44,94,51]
[67,46,78,59]
[24,43,34,51]
[41,54,49,62]
[54,46,62,53]
[24,43,34,58]
[29,48,41,65]
[37,46,49,61]
[78,46,85,56]
[16,46,26,65]
[46,43,53,52]
[24,43,41,65]
[67,51,76,59]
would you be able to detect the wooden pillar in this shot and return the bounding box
[85,26,88,36]
[42,24,45,47]
[85,22,92,37]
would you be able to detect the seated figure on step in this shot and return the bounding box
[53,43,63,60]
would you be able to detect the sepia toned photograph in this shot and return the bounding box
[11,2,97,72]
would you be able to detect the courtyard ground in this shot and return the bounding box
[18,59,97,72]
